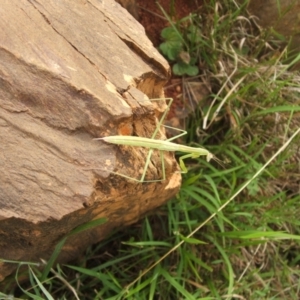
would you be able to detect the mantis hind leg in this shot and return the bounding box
[140,148,164,182]
[149,97,188,141]
[138,98,172,182]
[106,98,187,183]
[139,149,166,182]
[90,148,166,183]
[140,97,188,182]
[94,98,176,183]
[149,97,174,139]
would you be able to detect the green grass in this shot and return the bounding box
[2,0,300,299]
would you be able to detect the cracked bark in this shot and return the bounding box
[0,0,181,280]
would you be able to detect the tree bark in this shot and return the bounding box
[0,0,181,280]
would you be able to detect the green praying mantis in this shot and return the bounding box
[94,98,216,182]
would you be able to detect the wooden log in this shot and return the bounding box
[0,0,181,280]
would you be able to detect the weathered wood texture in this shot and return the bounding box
[0,0,181,280]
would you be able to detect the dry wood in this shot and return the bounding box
[0,0,181,280]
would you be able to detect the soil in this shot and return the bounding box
[136,0,204,121]
[137,0,201,47]
[117,0,206,126]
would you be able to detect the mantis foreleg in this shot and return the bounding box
[178,153,205,174]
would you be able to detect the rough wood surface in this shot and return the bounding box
[0,0,181,280]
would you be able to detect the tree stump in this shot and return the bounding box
[0,0,181,280]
